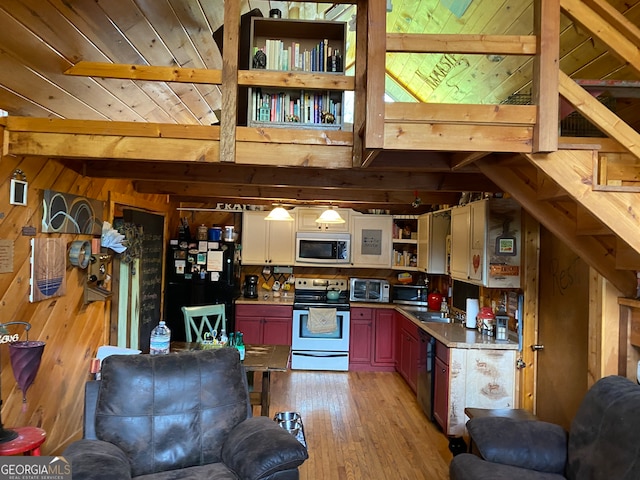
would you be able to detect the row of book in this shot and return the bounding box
[250,89,342,126]
[257,39,343,73]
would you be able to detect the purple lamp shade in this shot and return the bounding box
[8,341,45,403]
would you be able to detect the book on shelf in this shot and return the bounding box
[250,88,342,127]
[259,38,342,73]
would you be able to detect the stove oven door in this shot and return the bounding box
[291,307,350,371]
[292,307,350,352]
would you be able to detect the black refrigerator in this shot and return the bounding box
[164,239,241,341]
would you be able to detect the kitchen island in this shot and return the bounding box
[396,307,519,438]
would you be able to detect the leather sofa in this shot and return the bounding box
[450,375,639,480]
[64,348,308,479]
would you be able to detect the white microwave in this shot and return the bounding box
[295,232,351,264]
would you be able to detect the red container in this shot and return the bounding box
[427,292,443,311]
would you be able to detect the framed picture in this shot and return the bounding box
[497,237,516,255]
[10,178,28,206]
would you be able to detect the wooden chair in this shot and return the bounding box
[181,304,226,342]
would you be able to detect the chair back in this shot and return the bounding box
[94,348,250,477]
[182,304,226,342]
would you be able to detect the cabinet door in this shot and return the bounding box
[351,214,392,267]
[262,316,292,345]
[417,211,450,274]
[398,326,418,392]
[450,205,470,281]
[295,207,350,232]
[349,319,373,364]
[468,200,487,283]
[267,218,295,265]
[241,211,270,265]
[235,316,263,344]
[373,309,395,366]
[406,331,419,393]
[433,356,449,431]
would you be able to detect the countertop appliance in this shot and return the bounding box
[243,275,259,298]
[295,232,351,264]
[417,329,436,421]
[292,277,350,371]
[349,278,390,303]
[392,284,429,307]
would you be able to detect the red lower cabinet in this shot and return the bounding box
[349,307,396,371]
[396,312,419,393]
[373,309,395,366]
[235,304,292,345]
[433,341,450,431]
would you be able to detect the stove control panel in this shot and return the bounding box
[294,277,349,291]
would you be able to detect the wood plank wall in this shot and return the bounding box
[0,126,170,454]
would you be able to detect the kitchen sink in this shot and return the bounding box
[414,312,451,323]
[401,308,451,323]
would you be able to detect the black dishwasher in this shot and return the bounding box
[417,329,436,421]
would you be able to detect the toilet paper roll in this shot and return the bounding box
[466,298,479,329]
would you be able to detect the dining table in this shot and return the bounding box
[171,342,291,416]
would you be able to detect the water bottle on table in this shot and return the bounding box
[150,321,171,355]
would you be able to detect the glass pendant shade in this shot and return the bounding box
[265,206,294,221]
[316,207,345,224]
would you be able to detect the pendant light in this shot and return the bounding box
[265,205,294,221]
[315,206,345,224]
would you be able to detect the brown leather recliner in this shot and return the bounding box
[64,348,308,480]
[450,375,640,480]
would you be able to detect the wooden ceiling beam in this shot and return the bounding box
[78,160,496,192]
[133,180,460,205]
[386,34,537,55]
[383,123,533,152]
[64,62,223,84]
[450,152,490,171]
[385,103,537,125]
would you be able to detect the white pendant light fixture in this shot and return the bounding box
[265,205,294,221]
[315,206,345,224]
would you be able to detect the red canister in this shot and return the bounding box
[427,292,443,311]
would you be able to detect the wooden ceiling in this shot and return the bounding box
[1,0,639,214]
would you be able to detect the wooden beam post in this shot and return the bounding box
[532,0,559,153]
[220,0,240,163]
[364,0,386,151]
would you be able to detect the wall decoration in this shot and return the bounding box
[42,190,103,234]
[10,169,28,206]
[360,229,382,256]
[0,239,14,273]
[29,238,66,302]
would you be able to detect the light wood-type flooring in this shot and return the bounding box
[264,370,453,480]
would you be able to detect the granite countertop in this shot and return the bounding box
[397,307,519,350]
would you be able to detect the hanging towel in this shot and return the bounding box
[308,308,338,334]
